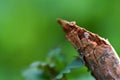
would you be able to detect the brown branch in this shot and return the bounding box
[57,18,120,80]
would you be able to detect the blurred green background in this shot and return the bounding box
[0,0,120,80]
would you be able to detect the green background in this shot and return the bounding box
[0,0,120,80]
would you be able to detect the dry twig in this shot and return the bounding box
[57,19,120,80]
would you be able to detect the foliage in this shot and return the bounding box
[55,57,84,80]
[22,48,84,80]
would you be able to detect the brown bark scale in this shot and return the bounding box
[57,19,120,80]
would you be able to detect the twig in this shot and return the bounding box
[57,18,120,80]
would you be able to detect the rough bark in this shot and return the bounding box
[57,19,120,80]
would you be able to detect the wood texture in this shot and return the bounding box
[57,19,120,80]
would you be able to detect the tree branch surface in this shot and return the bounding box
[57,18,120,80]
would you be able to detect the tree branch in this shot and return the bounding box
[57,18,120,80]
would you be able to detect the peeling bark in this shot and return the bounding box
[57,19,120,80]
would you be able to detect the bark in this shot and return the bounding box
[57,19,120,80]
